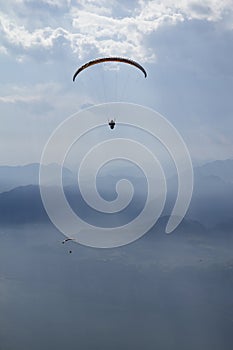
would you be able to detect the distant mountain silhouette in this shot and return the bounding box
[188,173,233,228]
[0,163,74,193]
[194,158,233,183]
[0,185,48,224]
[0,159,232,230]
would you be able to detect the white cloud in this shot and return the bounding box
[138,0,233,23]
[0,94,40,104]
[70,5,186,61]
[1,0,232,64]
[0,82,60,110]
[0,45,8,54]
[39,0,70,7]
[0,15,69,49]
[71,0,113,16]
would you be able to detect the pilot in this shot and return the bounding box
[108,119,116,130]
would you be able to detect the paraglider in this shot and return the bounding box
[73,57,147,130]
[62,238,74,254]
[62,238,73,244]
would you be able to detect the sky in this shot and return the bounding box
[0,0,233,166]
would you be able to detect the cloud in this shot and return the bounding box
[0,94,40,104]
[3,82,54,100]
[0,15,71,50]
[1,0,232,64]
[0,45,8,54]
[71,0,113,16]
[0,82,62,117]
[138,0,233,24]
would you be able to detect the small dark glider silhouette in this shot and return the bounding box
[62,238,74,244]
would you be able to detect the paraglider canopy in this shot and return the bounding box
[73,57,147,82]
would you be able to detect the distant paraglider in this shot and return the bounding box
[62,238,73,244]
[62,238,74,254]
